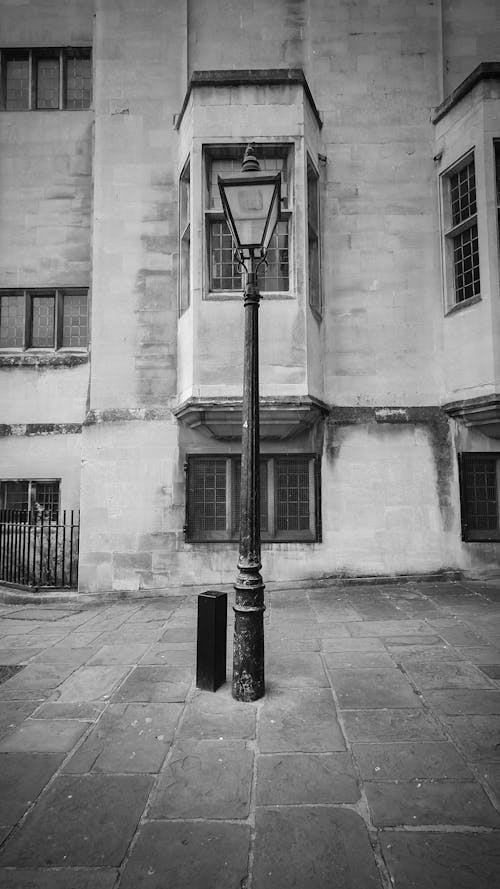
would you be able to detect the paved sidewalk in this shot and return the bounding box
[0,579,499,888]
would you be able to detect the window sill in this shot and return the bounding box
[204,290,294,301]
[0,351,89,368]
[445,294,482,316]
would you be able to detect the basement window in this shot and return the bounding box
[0,48,91,111]
[0,480,60,519]
[0,288,89,351]
[459,452,500,541]
[185,454,320,542]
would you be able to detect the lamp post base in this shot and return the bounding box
[232,570,265,702]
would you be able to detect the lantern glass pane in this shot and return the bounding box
[223,182,276,247]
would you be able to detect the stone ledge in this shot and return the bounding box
[443,394,500,439]
[174,396,328,441]
[432,62,500,124]
[0,352,89,368]
[0,423,82,437]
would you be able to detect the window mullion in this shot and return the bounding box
[226,457,232,539]
[308,458,316,538]
[267,458,275,538]
[59,49,64,109]
[28,50,33,110]
[24,290,31,349]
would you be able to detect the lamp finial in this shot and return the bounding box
[241,143,260,172]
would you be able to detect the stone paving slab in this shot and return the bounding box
[0,869,118,888]
[0,717,89,753]
[258,687,346,752]
[54,665,129,702]
[118,821,250,889]
[341,708,445,741]
[266,650,328,686]
[404,660,496,690]
[424,688,500,714]
[380,831,500,889]
[252,808,381,889]
[31,701,103,720]
[176,687,256,739]
[365,779,500,827]
[0,752,63,824]
[0,648,42,664]
[0,702,38,740]
[112,665,193,702]
[442,714,500,760]
[0,774,153,867]
[149,738,253,819]
[256,751,359,804]
[329,667,422,709]
[353,740,473,781]
[63,702,182,773]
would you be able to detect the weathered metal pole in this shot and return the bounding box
[232,254,265,702]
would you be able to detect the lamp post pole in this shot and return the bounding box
[218,143,281,702]
[232,252,265,702]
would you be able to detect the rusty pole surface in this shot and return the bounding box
[232,256,266,702]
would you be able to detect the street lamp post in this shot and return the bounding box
[218,144,281,702]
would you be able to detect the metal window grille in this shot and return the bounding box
[1,480,60,519]
[459,454,500,541]
[0,288,88,350]
[65,55,92,110]
[450,161,476,226]
[36,56,59,109]
[0,293,24,347]
[3,482,30,513]
[186,455,318,542]
[276,457,310,532]
[231,459,269,535]
[452,224,480,303]
[5,54,29,110]
[187,459,227,537]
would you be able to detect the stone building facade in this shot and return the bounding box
[1,0,500,593]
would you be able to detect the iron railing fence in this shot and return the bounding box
[0,509,79,588]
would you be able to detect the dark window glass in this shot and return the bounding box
[35,481,60,518]
[65,54,91,110]
[5,55,29,110]
[276,457,310,532]
[210,219,289,292]
[31,295,55,347]
[461,455,499,538]
[0,294,24,347]
[36,56,59,109]
[450,160,476,226]
[62,290,88,347]
[3,481,29,512]
[453,224,480,303]
[188,459,227,536]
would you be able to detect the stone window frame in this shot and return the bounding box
[0,47,92,111]
[202,142,295,301]
[458,452,500,541]
[178,156,191,316]
[441,150,482,313]
[185,453,320,543]
[307,153,322,319]
[0,287,89,352]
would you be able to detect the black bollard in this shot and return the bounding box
[196,590,227,692]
